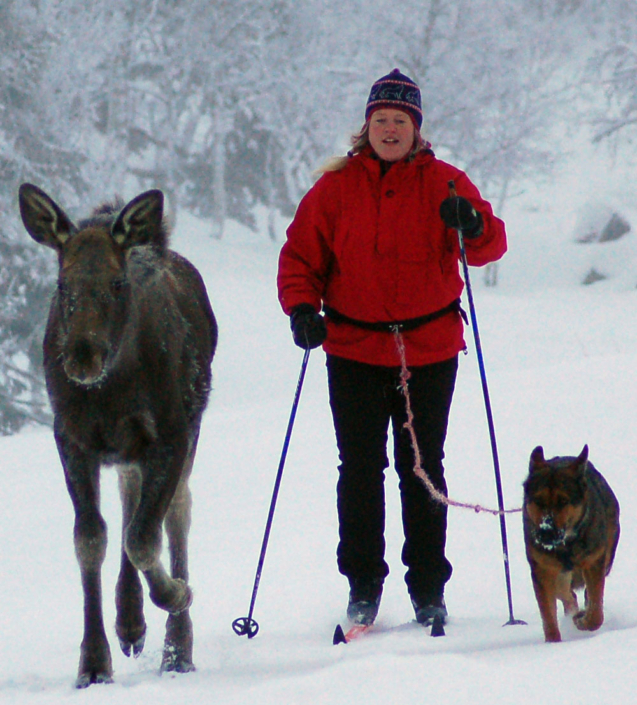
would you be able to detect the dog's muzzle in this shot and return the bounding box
[533,515,567,551]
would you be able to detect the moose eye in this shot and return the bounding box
[57,281,77,317]
[110,278,127,294]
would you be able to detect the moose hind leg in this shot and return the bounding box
[161,468,195,673]
[115,465,147,657]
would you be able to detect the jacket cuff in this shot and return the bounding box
[462,212,484,240]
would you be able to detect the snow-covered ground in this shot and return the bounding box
[2,150,637,704]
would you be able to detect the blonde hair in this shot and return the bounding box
[314,120,429,176]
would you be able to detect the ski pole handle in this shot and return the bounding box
[447,179,464,250]
[447,181,462,244]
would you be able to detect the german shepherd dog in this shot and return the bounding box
[523,445,620,642]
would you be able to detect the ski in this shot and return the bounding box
[333,613,445,644]
[333,623,372,644]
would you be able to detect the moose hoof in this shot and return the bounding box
[161,648,196,674]
[118,627,147,658]
[75,670,114,689]
[76,639,113,688]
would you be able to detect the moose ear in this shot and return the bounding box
[529,445,545,471]
[111,190,164,249]
[18,183,76,249]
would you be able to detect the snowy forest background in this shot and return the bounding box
[1,0,637,434]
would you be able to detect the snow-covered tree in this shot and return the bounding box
[586,1,637,147]
[0,0,82,433]
[2,0,637,431]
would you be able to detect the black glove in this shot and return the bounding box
[439,196,484,239]
[290,303,327,350]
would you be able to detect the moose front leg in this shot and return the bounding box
[76,565,112,688]
[124,443,192,616]
[115,464,147,658]
[57,436,112,688]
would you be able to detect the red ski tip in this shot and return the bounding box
[333,623,372,644]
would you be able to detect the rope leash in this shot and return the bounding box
[392,327,522,516]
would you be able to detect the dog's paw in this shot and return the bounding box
[573,609,603,632]
[544,628,562,643]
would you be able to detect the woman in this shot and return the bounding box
[277,69,507,628]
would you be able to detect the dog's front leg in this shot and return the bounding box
[575,554,606,632]
[530,558,562,642]
[555,571,579,616]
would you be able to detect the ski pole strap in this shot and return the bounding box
[323,298,467,332]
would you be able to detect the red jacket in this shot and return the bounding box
[277,147,507,366]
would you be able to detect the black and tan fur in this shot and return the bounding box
[523,445,619,643]
[19,184,217,686]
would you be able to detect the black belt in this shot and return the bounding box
[323,298,466,332]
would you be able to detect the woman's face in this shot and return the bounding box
[368,108,415,162]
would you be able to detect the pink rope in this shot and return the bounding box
[393,328,521,516]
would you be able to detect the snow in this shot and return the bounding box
[2,157,637,704]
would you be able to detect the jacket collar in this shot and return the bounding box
[355,144,434,177]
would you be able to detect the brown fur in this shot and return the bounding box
[522,445,620,642]
[19,183,217,686]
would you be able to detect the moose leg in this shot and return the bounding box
[57,437,112,687]
[161,450,196,673]
[125,441,193,615]
[115,464,147,657]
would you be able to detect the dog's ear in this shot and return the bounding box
[563,444,589,479]
[530,446,545,472]
[577,444,589,465]
[574,444,589,475]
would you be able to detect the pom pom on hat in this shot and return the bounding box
[365,68,423,129]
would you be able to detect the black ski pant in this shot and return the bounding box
[326,353,457,603]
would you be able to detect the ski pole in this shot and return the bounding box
[232,347,311,638]
[448,180,525,627]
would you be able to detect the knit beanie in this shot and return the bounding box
[365,68,423,129]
